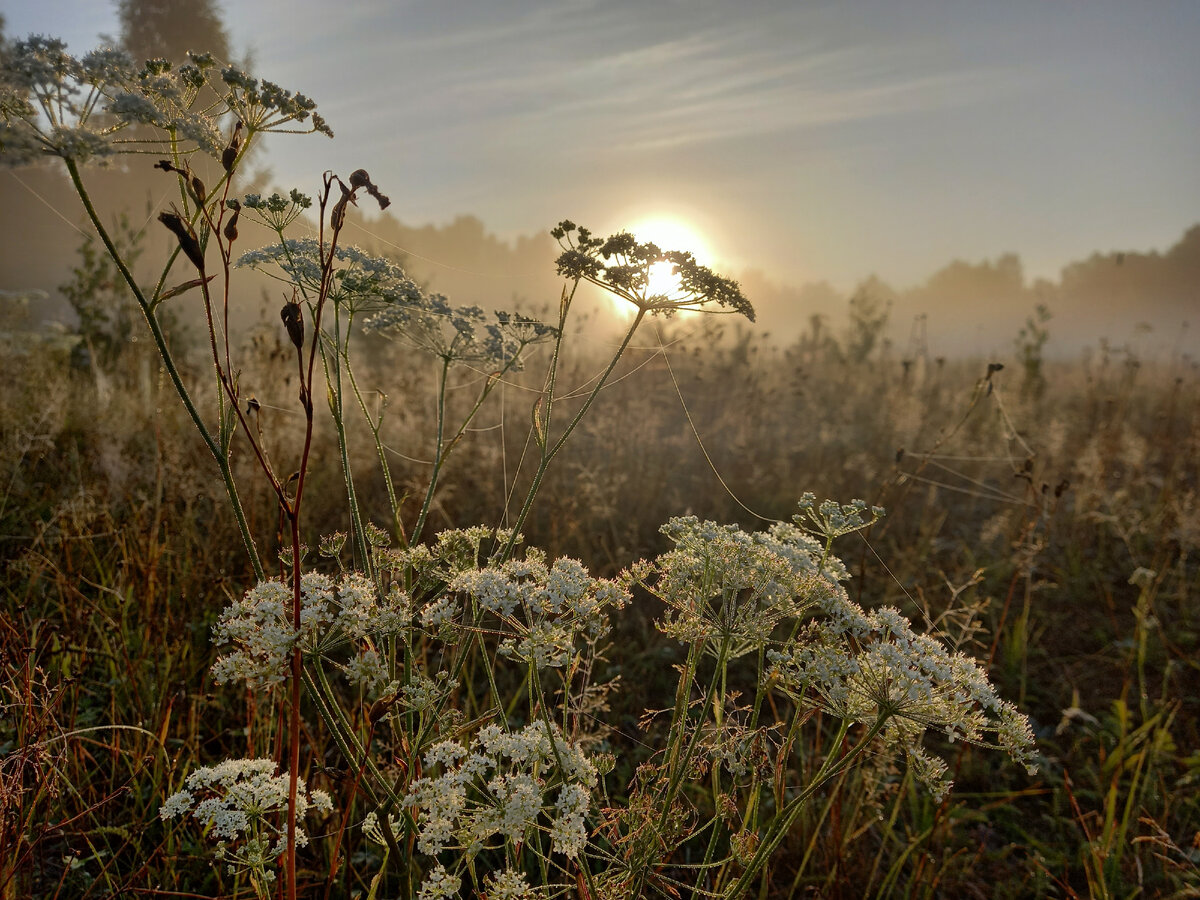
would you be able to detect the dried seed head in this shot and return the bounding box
[158,212,205,272]
[189,174,207,206]
[348,168,391,210]
[280,300,304,350]
[328,176,355,231]
[221,121,243,174]
[367,692,399,726]
[224,199,241,243]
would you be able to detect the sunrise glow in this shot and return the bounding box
[592,216,714,319]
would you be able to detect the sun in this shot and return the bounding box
[601,216,713,318]
[629,216,712,265]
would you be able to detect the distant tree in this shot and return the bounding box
[117,0,230,65]
[843,281,892,362]
[59,214,145,373]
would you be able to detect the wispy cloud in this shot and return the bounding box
[325,4,1039,162]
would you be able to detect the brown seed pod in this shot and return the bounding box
[224,199,241,243]
[189,174,207,206]
[222,121,244,173]
[348,168,391,210]
[280,300,305,350]
[158,212,205,272]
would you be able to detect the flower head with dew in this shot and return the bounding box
[159,758,331,891]
[794,492,885,546]
[237,239,424,314]
[210,571,410,687]
[632,516,823,658]
[237,188,312,232]
[364,291,555,370]
[551,220,754,320]
[402,719,598,866]
[442,553,630,668]
[765,580,1038,801]
[417,864,462,900]
[0,37,137,164]
[1,41,329,166]
[218,64,332,136]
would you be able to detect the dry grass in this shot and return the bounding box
[2,308,1197,897]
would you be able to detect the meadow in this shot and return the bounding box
[4,288,1198,897]
[2,37,1199,900]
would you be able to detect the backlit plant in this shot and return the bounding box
[1,35,1037,900]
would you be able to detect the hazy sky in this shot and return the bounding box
[5,0,1199,289]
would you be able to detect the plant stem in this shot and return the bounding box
[501,307,645,559]
[345,356,404,544]
[412,357,451,544]
[725,715,885,897]
[64,159,264,580]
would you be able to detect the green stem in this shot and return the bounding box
[64,158,263,580]
[724,715,886,897]
[413,353,524,546]
[501,307,645,559]
[323,315,371,571]
[345,356,404,544]
[412,357,452,544]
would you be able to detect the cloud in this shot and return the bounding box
[328,4,1039,162]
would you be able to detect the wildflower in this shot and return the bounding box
[484,868,535,900]
[766,580,1038,797]
[159,758,331,873]
[1,37,329,168]
[238,239,424,314]
[342,648,389,691]
[365,291,553,370]
[551,221,754,320]
[211,572,405,687]
[418,864,462,900]
[448,554,629,668]
[402,720,597,861]
[638,516,819,657]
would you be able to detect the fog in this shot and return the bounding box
[2,160,1195,360]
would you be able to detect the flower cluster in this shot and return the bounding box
[765,580,1038,800]
[795,492,884,543]
[159,758,332,886]
[433,552,630,667]
[551,220,754,321]
[237,239,425,314]
[634,516,827,657]
[0,39,330,166]
[237,189,313,231]
[638,502,1037,801]
[364,292,555,369]
[1,37,137,164]
[402,719,598,870]
[210,571,410,687]
[219,64,331,136]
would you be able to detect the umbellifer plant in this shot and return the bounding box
[1,36,1036,900]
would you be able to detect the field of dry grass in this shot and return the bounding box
[3,299,1197,897]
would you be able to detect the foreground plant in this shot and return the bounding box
[2,34,1037,900]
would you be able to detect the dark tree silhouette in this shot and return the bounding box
[117,0,231,65]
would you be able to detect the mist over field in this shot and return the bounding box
[4,0,1199,361]
[4,165,1198,360]
[2,3,1198,898]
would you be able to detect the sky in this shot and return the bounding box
[5,0,1200,291]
